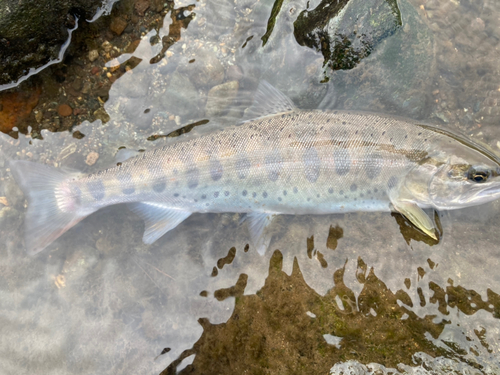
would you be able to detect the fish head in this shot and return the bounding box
[428,153,500,210]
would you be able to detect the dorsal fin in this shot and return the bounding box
[240,81,296,123]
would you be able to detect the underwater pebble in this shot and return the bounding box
[57,104,73,117]
[110,17,128,35]
[88,50,99,62]
[85,152,99,166]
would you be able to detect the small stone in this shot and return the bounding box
[110,17,128,35]
[34,110,43,123]
[102,41,112,53]
[93,108,110,123]
[88,50,99,62]
[57,104,73,117]
[86,152,99,166]
[178,49,224,89]
[135,0,150,16]
[91,66,100,75]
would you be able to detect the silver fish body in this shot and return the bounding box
[10,83,500,254]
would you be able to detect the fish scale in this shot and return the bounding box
[9,82,500,255]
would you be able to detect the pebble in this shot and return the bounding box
[85,152,99,166]
[102,41,112,53]
[57,104,73,117]
[110,17,128,36]
[88,50,99,62]
[135,0,150,16]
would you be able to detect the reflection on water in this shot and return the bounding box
[1,0,500,373]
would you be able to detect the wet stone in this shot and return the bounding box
[110,17,128,36]
[57,104,72,117]
[179,49,224,89]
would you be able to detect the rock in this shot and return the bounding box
[110,16,128,36]
[205,81,239,117]
[0,0,110,86]
[57,104,72,117]
[135,0,150,16]
[88,50,99,62]
[178,49,225,89]
[85,151,99,166]
[93,108,110,123]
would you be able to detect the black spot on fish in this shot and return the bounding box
[202,194,207,199]
[225,191,230,196]
[242,190,247,196]
[283,190,287,196]
[252,192,257,198]
[278,197,282,201]
[339,190,344,195]
[236,157,251,179]
[214,191,219,198]
[374,188,378,193]
[328,188,333,194]
[263,192,268,198]
[350,184,357,192]
[152,179,166,193]
[210,159,223,181]
[334,150,350,176]
[388,176,398,189]
[366,153,382,180]
[293,187,298,194]
[303,147,321,183]
[117,172,135,195]
[265,151,283,182]
[186,168,199,189]
[174,193,179,197]
[316,194,320,198]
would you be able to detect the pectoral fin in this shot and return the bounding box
[392,201,437,240]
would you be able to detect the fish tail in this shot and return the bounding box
[9,160,90,255]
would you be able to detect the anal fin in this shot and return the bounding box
[128,202,191,244]
[244,212,277,255]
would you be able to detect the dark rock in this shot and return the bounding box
[294,0,402,71]
[0,0,114,87]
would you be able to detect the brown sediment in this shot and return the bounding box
[162,251,457,374]
[0,85,41,134]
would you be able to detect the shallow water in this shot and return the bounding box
[1,0,500,373]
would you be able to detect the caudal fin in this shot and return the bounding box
[9,160,88,255]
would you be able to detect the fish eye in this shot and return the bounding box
[468,168,489,183]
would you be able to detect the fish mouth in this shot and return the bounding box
[463,179,500,206]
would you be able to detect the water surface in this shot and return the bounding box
[1,0,500,373]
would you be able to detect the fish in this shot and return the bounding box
[9,81,500,255]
